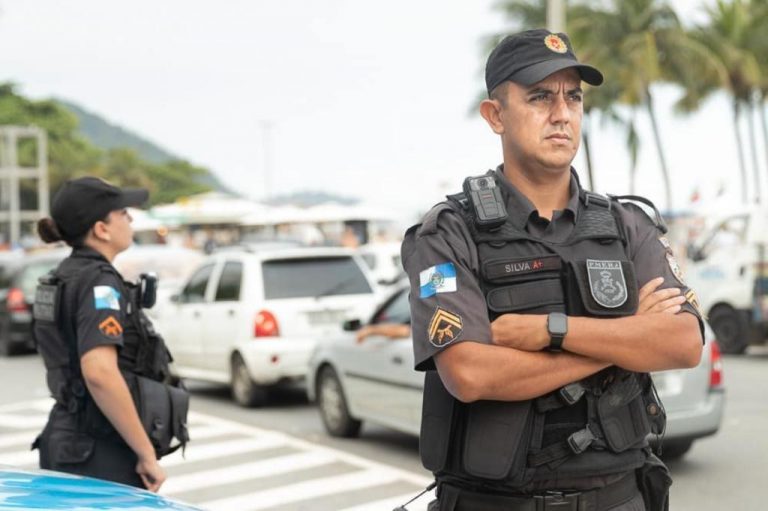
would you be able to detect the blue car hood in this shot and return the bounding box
[0,468,202,510]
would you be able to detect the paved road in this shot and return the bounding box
[1,348,767,510]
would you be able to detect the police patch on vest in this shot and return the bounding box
[666,253,685,285]
[98,316,123,338]
[428,307,462,347]
[587,260,628,308]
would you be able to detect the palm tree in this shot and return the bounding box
[680,0,762,203]
[745,0,768,175]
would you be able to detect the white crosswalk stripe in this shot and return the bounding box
[0,399,433,511]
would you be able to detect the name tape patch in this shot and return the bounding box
[484,255,562,281]
[419,262,457,298]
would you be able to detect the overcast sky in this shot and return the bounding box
[0,0,760,223]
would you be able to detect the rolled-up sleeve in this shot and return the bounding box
[402,207,491,371]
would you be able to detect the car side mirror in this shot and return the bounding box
[343,319,362,331]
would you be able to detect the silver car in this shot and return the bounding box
[307,287,725,459]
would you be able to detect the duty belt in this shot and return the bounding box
[438,472,638,511]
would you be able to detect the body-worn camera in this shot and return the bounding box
[462,175,507,230]
[139,273,158,309]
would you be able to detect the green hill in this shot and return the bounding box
[58,99,231,194]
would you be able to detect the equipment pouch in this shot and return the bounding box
[420,371,455,472]
[132,375,190,457]
[636,452,672,511]
[569,260,638,316]
[49,430,95,465]
[597,373,651,452]
[462,400,533,480]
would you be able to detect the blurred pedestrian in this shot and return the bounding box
[32,177,189,492]
[401,29,704,511]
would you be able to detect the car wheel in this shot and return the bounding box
[661,439,694,460]
[317,366,361,438]
[230,354,267,408]
[709,306,748,354]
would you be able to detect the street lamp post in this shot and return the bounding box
[547,0,566,32]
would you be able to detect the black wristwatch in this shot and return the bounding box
[547,312,568,352]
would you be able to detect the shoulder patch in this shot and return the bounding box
[419,263,457,298]
[428,307,463,347]
[98,316,123,338]
[94,286,121,311]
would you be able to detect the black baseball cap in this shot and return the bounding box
[485,29,603,94]
[51,177,149,241]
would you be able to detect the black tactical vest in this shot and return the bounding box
[33,248,189,457]
[419,176,665,491]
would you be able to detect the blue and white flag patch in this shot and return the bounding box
[94,286,121,311]
[419,262,457,298]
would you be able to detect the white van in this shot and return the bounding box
[685,207,768,353]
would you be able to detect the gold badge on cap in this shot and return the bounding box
[544,34,568,54]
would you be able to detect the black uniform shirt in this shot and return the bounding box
[402,168,703,371]
[59,247,140,370]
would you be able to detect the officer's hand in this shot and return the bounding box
[637,277,685,315]
[490,314,548,351]
[136,457,166,493]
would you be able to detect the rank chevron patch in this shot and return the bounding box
[428,307,463,347]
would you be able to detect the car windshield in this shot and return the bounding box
[262,256,372,299]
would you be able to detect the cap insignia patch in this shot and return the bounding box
[428,307,463,348]
[98,316,123,338]
[544,34,568,54]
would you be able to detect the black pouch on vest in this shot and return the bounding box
[421,371,456,472]
[131,375,190,457]
[462,400,533,481]
[49,430,95,465]
[636,451,672,511]
[570,260,638,316]
[597,373,652,452]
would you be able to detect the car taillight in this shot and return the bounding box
[709,340,723,389]
[7,288,27,313]
[254,310,279,337]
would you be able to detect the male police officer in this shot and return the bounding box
[402,29,704,511]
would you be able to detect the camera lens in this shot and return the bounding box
[478,178,489,189]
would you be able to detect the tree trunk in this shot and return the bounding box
[747,97,762,204]
[645,90,672,211]
[733,101,749,203]
[760,93,768,178]
[582,113,595,191]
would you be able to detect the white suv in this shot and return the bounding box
[154,247,381,407]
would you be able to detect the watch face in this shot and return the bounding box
[549,313,567,335]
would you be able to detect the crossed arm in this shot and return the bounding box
[435,278,703,403]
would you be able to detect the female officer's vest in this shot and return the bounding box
[418,174,666,491]
[32,248,189,458]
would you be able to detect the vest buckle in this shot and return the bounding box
[567,425,597,454]
[534,491,580,511]
[558,382,585,406]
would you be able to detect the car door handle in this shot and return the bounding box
[391,356,403,365]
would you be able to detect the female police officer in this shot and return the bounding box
[32,177,180,492]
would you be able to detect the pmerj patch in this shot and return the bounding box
[94,286,121,311]
[428,307,463,347]
[419,262,457,298]
[666,253,685,284]
[587,259,628,308]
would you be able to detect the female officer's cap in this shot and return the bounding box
[485,29,604,95]
[51,177,148,241]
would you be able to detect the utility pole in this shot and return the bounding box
[0,126,48,248]
[547,0,566,32]
[259,120,274,202]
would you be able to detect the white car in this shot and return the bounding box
[307,287,725,460]
[357,242,404,286]
[154,247,381,407]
